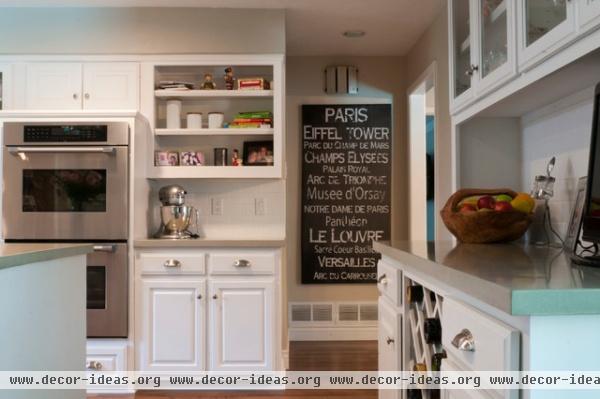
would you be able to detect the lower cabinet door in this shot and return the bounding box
[209,280,274,371]
[139,279,206,371]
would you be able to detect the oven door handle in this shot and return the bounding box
[93,245,116,253]
[8,146,117,154]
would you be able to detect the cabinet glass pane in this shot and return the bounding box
[526,0,567,46]
[453,0,471,97]
[481,0,508,77]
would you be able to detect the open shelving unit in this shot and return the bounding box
[144,56,284,180]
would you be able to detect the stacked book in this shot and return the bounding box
[157,81,195,90]
[229,111,273,128]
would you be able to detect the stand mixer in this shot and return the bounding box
[154,185,200,239]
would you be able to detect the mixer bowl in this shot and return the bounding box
[155,205,194,239]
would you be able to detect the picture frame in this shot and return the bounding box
[565,176,588,253]
[243,140,274,166]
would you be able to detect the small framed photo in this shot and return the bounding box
[565,176,587,253]
[243,141,274,166]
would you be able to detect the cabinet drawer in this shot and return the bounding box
[442,298,519,372]
[209,251,276,275]
[86,341,127,372]
[377,261,402,306]
[138,252,206,275]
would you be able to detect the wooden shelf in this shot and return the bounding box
[148,166,281,179]
[155,89,274,99]
[155,128,274,136]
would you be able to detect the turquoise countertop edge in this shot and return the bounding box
[0,244,93,271]
[512,289,600,316]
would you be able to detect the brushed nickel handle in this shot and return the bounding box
[377,274,388,284]
[84,93,90,100]
[213,294,218,299]
[234,259,251,268]
[452,329,475,352]
[9,146,116,154]
[466,64,479,77]
[86,361,102,371]
[386,337,394,345]
[163,259,181,268]
[93,245,116,253]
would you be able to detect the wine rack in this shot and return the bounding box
[405,277,444,399]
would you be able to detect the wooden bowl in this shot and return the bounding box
[440,188,533,244]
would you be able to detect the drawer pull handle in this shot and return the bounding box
[452,329,475,352]
[164,259,181,268]
[234,259,251,268]
[377,274,388,285]
[386,337,394,345]
[86,361,103,371]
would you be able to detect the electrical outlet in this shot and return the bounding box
[255,198,266,216]
[211,198,224,216]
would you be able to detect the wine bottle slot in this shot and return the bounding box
[424,318,442,344]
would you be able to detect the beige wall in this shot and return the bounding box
[285,55,407,303]
[404,7,453,241]
[0,7,285,54]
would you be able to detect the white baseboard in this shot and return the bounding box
[289,327,377,341]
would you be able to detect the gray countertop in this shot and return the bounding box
[374,241,600,316]
[0,243,93,270]
[134,238,286,248]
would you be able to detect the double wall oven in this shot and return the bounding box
[3,122,129,338]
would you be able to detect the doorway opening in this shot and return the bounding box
[408,63,437,241]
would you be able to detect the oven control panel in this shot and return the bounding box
[24,125,108,142]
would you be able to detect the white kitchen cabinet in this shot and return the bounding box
[23,62,139,110]
[442,357,493,399]
[517,0,576,71]
[378,297,400,399]
[579,0,600,33]
[25,63,83,109]
[82,63,139,109]
[449,0,517,112]
[209,280,274,371]
[140,279,206,372]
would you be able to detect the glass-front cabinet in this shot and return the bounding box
[579,0,600,33]
[517,0,576,70]
[449,0,517,112]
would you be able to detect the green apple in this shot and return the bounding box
[495,194,513,203]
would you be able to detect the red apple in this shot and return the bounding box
[459,203,477,214]
[494,201,513,212]
[477,195,496,210]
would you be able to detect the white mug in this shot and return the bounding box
[208,112,224,129]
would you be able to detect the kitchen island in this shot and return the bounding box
[374,241,600,399]
[0,243,92,399]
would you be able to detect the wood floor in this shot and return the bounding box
[88,341,378,399]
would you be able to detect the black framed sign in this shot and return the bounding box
[301,104,392,284]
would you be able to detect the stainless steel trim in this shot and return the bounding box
[8,146,116,154]
[93,245,116,253]
[233,259,251,268]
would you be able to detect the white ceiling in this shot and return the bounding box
[0,0,445,56]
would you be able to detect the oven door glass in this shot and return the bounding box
[3,147,128,240]
[23,170,107,212]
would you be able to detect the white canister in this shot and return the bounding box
[166,100,182,129]
[186,113,202,129]
[208,112,225,129]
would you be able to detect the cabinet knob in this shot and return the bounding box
[465,64,479,77]
[234,259,251,268]
[213,294,218,300]
[163,259,181,268]
[84,93,90,100]
[197,294,202,300]
[452,328,475,352]
[377,274,388,285]
[86,361,103,371]
[386,337,395,345]
[73,93,79,100]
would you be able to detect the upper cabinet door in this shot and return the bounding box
[209,280,274,371]
[82,63,139,110]
[25,63,82,109]
[475,0,517,96]
[579,0,600,33]
[517,0,576,71]
[449,0,477,111]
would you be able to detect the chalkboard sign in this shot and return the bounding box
[301,104,392,284]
